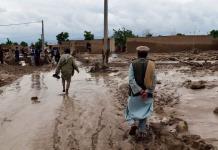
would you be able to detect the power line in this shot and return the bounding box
[0,21,41,27]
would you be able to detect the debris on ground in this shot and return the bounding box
[89,62,119,73]
[156,80,162,84]
[190,81,206,89]
[31,96,40,104]
[183,80,206,89]
[176,120,189,133]
[214,107,218,115]
[89,62,103,72]
[1,51,218,149]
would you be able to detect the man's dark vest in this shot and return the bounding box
[129,58,151,97]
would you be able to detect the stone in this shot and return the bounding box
[176,121,188,133]
[89,62,101,73]
[156,80,162,84]
[214,107,218,114]
[31,96,38,100]
[190,81,206,90]
[150,122,162,134]
[161,117,170,124]
[31,96,40,104]
[155,106,165,114]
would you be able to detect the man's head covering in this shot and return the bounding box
[136,46,150,52]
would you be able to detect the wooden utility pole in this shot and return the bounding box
[103,0,108,65]
[41,20,45,53]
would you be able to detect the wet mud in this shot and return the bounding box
[0,71,62,150]
[53,69,128,150]
[0,51,218,150]
[0,64,52,87]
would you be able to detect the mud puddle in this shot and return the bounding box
[157,68,218,147]
[0,71,63,150]
[0,65,130,150]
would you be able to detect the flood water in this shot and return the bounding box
[0,66,126,150]
[157,68,218,146]
[0,70,63,150]
[0,63,218,149]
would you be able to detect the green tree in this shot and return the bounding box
[20,41,28,47]
[176,33,185,36]
[84,31,94,40]
[210,30,218,38]
[56,32,69,44]
[35,39,42,50]
[13,42,18,46]
[142,30,153,37]
[112,28,136,51]
[145,33,153,37]
[5,38,13,45]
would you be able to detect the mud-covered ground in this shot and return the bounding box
[0,51,218,150]
[0,64,53,87]
[74,51,218,149]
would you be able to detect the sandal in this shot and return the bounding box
[129,125,138,136]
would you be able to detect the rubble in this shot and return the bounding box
[31,96,40,104]
[214,107,218,115]
[190,81,206,89]
[183,80,206,89]
[176,121,188,133]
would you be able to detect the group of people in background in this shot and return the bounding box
[0,44,61,66]
[0,45,3,64]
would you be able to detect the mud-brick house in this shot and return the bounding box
[60,39,115,54]
[47,44,59,51]
[126,35,218,53]
[1,44,24,52]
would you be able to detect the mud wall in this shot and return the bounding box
[127,35,218,53]
[75,40,103,54]
[61,39,115,54]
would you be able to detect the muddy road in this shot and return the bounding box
[0,67,131,150]
[0,55,218,150]
[0,71,63,150]
[53,69,129,150]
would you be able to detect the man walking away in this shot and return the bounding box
[55,48,60,63]
[53,48,79,95]
[125,46,156,140]
[30,46,35,66]
[0,45,3,64]
[15,47,20,63]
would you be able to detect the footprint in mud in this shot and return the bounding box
[58,93,67,96]
[31,96,41,104]
[1,117,12,126]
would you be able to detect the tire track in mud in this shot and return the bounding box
[91,108,106,150]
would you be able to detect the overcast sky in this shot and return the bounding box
[0,0,218,44]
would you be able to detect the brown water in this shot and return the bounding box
[53,69,133,150]
[0,71,63,150]
[1,63,218,149]
[157,68,218,146]
[0,67,131,150]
